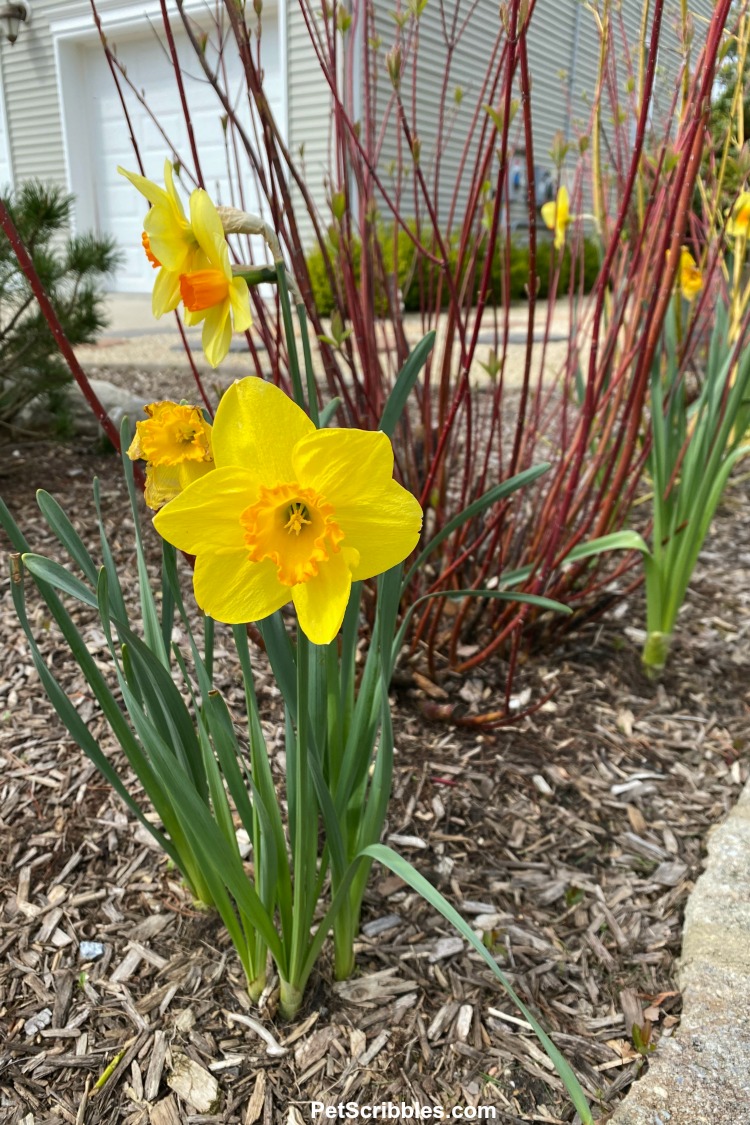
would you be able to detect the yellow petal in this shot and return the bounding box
[163,160,187,220]
[152,266,182,318]
[194,550,289,623]
[229,277,253,333]
[556,185,570,225]
[118,166,169,209]
[292,428,395,502]
[540,200,556,232]
[336,478,423,581]
[202,302,232,368]
[144,460,212,510]
[189,189,228,270]
[291,427,422,580]
[292,547,353,644]
[153,466,256,554]
[211,378,315,479]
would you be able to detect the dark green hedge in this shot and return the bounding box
[305,226,601,317]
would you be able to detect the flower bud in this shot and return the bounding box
[386,45,403,90]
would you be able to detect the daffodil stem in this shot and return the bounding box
[297,303,320,427]
[276,263,306,414]
[642,631,671,677]
[279,978,304,1020]
[288,633,313,999]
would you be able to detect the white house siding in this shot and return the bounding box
[370,0,505,233]
[0,1,284,292]
[365,0,717,237]
[0,57,13,189]
[0,0,66,188]
[285,1,336,248]
[0,0,724,277]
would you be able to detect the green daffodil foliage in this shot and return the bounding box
[1,172,595,1124]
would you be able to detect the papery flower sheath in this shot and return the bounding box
[541,185,572,251]
[153,378,423,644]
[128,400,214,510]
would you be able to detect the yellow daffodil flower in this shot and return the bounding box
[727,191,750,239]
[679,248,702,302]
[179,191,253,369]
[153,378,423,645]
[541,185,571,251]
[128,400,214,510]
[119,161,201,318]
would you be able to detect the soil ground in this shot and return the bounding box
[1,417,748,1125]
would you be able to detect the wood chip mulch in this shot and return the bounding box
[0,437,747,1125]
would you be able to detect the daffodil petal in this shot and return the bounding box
[229,277,253,332]
[163,160,187,220]
[153,466,256,554]
[194,550,289,624]
[292,428,395,502]
[212,378,315,479]
[335,478,423,581]
[177,459,214,491]
[292,548,353,644]
[183,306,206,327]
[540,201,556,232]
[202,303,232,368]
[152,267,182,318]
[190,189,227,267]
[556,185,570,224]
[118,166,169,209]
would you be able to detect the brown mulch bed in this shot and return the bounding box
[0,433,748,1125]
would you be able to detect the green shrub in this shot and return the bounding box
[0,181,121,427]
[306,223,600,317]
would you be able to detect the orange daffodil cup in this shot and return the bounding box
[153,377,423,646]
[119,161,252,367]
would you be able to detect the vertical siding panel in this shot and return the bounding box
[286,1,334,247]
[0,0,66,186]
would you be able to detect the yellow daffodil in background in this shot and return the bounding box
[679,248,703,301]
[153,378,423,644]
[179,191,253,368]
[128,400,214,510]
[727,191,750,240]
[120,165,253,368]
[541,185,572,251]
[119,161,200,318]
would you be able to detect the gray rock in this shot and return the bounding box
[611,778,750,1125]
[14,377,147,438]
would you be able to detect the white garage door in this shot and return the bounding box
[78,23,282,292]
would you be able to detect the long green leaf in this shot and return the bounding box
[36,490,99,586]
[378,331,436,439]
[363,844,593,1125]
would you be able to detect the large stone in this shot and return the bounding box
[14,378,147,438]
[611,779,750,1125]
